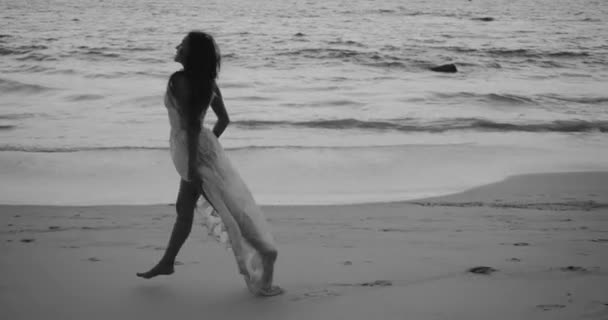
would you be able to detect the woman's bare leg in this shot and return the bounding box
[137,179,200,279]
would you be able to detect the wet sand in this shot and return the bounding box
[1,172,607,319]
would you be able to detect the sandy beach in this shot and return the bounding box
[2,0,607,318]
[1,171,607,319]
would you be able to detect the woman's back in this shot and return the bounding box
[164,74,218,180]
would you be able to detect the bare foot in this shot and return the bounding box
[136,262,174,279]
[244,276,283,297]
[258,285,284,297]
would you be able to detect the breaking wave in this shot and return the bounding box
[233,118,608,133]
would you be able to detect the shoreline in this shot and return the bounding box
[2,171,607,208]
[2,139,608,206]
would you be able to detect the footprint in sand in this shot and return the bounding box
[290,288,341,302]
[558,265,598,273]
[137,244,165,251]
[468,266,498,275]
[379,228,407,233]
[500,242,530,247]
[290,279,394,301]
[333,280,393,287]
[536,304,566,311]
[359,280,392,287]
[590,239,608,243]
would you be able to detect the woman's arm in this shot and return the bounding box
[170,72,202,183]
[211,85,230,138]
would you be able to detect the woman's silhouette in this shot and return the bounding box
[137,31,282,297]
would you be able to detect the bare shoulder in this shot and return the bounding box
[169,71,190,103]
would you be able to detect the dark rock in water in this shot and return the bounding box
[473,17,494,22]
[468,266,497,274]
[430,64,458,73]
[294,32,305,37]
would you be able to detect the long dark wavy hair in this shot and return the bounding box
[183,31,221,80]
[177,31,221,113]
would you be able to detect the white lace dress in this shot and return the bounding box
[164,86,275,293]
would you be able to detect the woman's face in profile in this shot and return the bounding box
[174,36,189,64]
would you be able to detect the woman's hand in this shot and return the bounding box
[211,85,230,138]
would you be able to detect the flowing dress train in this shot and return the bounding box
[165,87,275,293]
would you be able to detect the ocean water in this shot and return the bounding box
[1,0,608,205]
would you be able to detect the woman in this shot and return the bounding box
[137,31,282,297]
